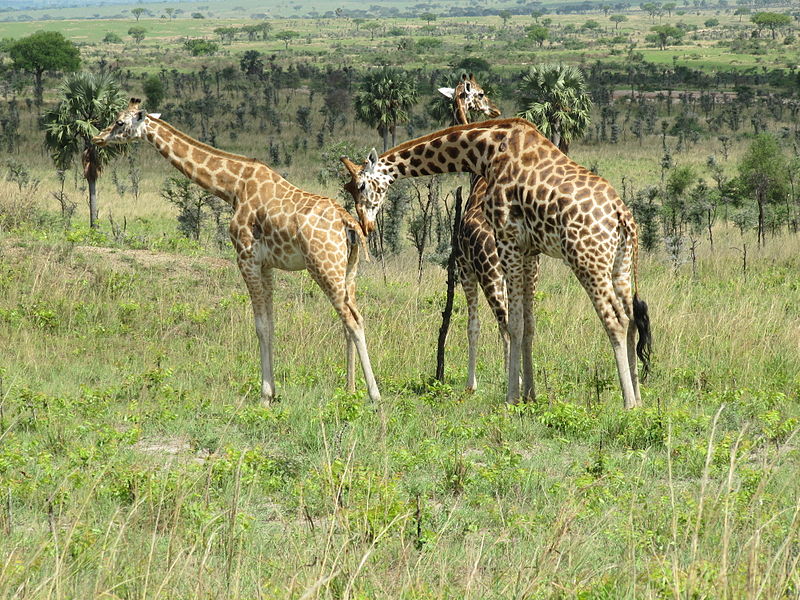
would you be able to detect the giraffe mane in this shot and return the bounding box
[341,118,543,199]
[375,118,538,160]
[148,117,263,165]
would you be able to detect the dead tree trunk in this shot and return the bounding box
[435,186,463,382]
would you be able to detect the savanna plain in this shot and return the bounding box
[1,1,800,597]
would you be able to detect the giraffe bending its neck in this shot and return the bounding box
[437,73,517,391]
[343,118,652,409]
[94,98,381,404]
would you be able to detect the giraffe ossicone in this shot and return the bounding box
[94,97,381,404]
[343,118,652,409]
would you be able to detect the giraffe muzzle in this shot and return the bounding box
[355,204,376,237]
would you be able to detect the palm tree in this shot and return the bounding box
[517,63,592,154]
[354,67,418,152]
[42,72,127,228]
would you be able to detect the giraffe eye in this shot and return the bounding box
[478,92,484,98]
[358,182,366,192]
[116,120,123,127]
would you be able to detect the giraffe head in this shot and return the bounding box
[341,149,392,236]
[92,97,160,147]
[438,73,500,119]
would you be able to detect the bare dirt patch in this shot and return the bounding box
[0,238,233,281]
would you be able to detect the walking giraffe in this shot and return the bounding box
[437,73,538,391]
[93,98,381,403]
[342,118,651,409]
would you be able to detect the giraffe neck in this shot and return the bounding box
[452,94,469,126]
[451,88,481,191]
[378,120,506,181]
[144,116,258,206]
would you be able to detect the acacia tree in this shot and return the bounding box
[734,7,750,22]
[42,72,127,228]
[751,12,791,40]
[498,10,512,27]
[364,21,381,40]
[526,24,549,46]
[649,25,684,50]
[275,30,299,49]
[128,26,146,47]
[517,63,592,154]
[9,31,80,106]
[738,134,788,246]
[354,67,418,151]
[610,14,627,30]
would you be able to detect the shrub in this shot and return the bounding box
[184,39,218,56]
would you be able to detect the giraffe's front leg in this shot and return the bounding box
[461,268,481,392]
[240,258,275,404]
[521,253,540,401]
[498,241,523,404]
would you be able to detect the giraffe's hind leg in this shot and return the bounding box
[574,265,638,410]
[496,241,525,404]
[461,267,482,392]
[307,253,381,403]
[612,239,642,406]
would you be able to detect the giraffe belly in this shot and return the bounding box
[253,239,306,271]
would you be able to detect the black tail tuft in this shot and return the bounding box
[633,294,652,380]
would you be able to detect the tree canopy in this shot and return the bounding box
[738,134,788,246]
[526,24,549,47]
[648,25,685,50]
[517,63,592,154]
[41,71,127,228]
[8,31,80,105]
[354,67,418,151]
[751,12,791,39]
[276,30,300,49]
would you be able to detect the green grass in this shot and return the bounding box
[1,216,799,597]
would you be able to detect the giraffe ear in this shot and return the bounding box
[438,87,455,99]
[365,148,379,173]
[469,72,477,83]
[148,113,161,119]
[461,72,469,82]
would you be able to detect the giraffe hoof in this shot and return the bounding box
[260,392,278,407]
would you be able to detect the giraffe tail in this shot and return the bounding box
[627,214,652,379]
[346,222,371,264]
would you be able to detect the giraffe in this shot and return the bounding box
[437,72,501,127]
[437,73,536,391]
[341,118,652,409]
[93,98,381,404]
